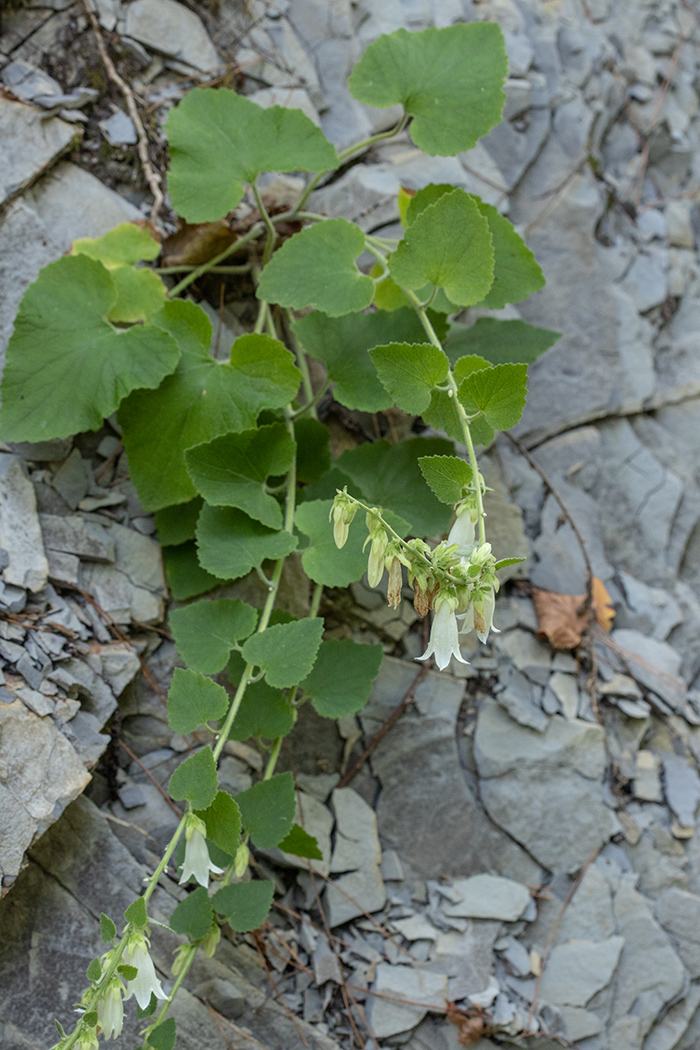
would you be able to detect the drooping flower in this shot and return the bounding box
[96,978,125,1040]
[330,491,358,549]
[472,587,499,644]
[180,814,223,889]
[387,556,403,608]
[416,595,468,671]
[366,530,388,587]
[447,506,476,556]
[122,931,167,1010]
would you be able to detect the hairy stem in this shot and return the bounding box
[253,183,277,266]
[168,222,265,297]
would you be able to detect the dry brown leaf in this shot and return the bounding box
[161,219,238,268]
[532,577,615,650]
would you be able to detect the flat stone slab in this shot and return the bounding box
[124,0,220,71]
[442,874,531,921]
[0,97,76,208]
[539,937,625,1007]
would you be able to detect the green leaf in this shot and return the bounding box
[170,885,215,940]
[72,222,161,266]
[100,913,117,944]
[301,639,383,718]
[169,746,218,810]
[277,823,323,860]
[82,1013,98,1027]
[163,541,226,601]
[369,342,449,415]
[453,355,492,381]
[388,190,494,307]
[470,415,496,448]
[170,600,258,674]
[293,307,439,412]
[405,183,454,225]
[0,255,180,442]
[258,219,374,317]
[118,965,138,981]
[196,505,298,581]
[72,223,165,323]
[228,681,295,741]
[295,418,331,483]
[338,437,454,537]
[137,995,159,1019]
[458,362,528,431]
[147,1018,177,1050]
[86,958,102,982]
[418,455,473,505]
[241,618,323,689]
[185,424,295,528]
[167,668,230,734]
[166,88,338,223]
[422,388,463,444]
[494,557,527,570]
[473,201,545,308]
[348,23,507,156]
[445,317,561,367]
[295,499,368,587]
[211,881,275,932]
[118,301,301,511]
[154,499,203,547]
[195,790,242,857]
[124,897,148,928]
[236,771,296,848]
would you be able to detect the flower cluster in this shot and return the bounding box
[331,487,504,671]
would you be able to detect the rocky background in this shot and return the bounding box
[1,1,700,1049]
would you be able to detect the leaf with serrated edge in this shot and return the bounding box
[258,219,374,317]
[119,301,301,511]
[170,600,258,675]
[292,307,438,412]
[0,255,180,442]
[473,200,545,308]
[228,681,295,741]
[185,424,295,529]
[195,790,242,857]
[445,317,561,367]
[100,913,117,943]
[458,362,528,431]
[163,541,226,601]
[423,388,463,444]
[241,619,324,689]
[418,455,473,505]
[212,881,275,932]
[453,355,492,381]
[155,498,203,547]
[369,342,449,415]
[169,886,214,940]
[301,639,383,719]
[166,89,338,222]
[295,499,367,587]
[236,772,296,848]
[278,824,323,860]
[167,668,229,734]
[147,1018,176,1050]
[196,505,298,581]
[389,190,494,308]
[338,437,454,538]
[348,23,507,156]
[169,746,218,811]
[124,897,148,928]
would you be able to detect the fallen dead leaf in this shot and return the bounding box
[532,577,615,649]
[161,218,238,268]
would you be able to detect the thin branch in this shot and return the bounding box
[82,0,164,224]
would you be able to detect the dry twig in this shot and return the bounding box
[82,0,165,224]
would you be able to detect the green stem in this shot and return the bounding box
[144,815,188,903]
[252,183,277,266]
[310,582,323,618]
[290,380,329,419]
[293,118,408,215]
[403,292,487,546]
[168,222,265,297]
[285,309,315,417]
[264,736,283,780]
[148,943,198,1032]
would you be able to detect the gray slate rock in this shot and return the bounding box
[655,887,700,977]
[123,0,221,71]
[0,454,48,592]
[442,875,530,921]
[475,700,618,871]
[0,97,75,208]
[368,963,449,1038]
[539,936,625,1007]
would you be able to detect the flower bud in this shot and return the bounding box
[367,531,388,587]
[387,557,403,609]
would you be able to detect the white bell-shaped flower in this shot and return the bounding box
[416,597,468,671]
[447,508,476,555]
[180,815,223,889]
[97,978,125,1041]
[123,934,168,1010]
[473,587,499,643]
